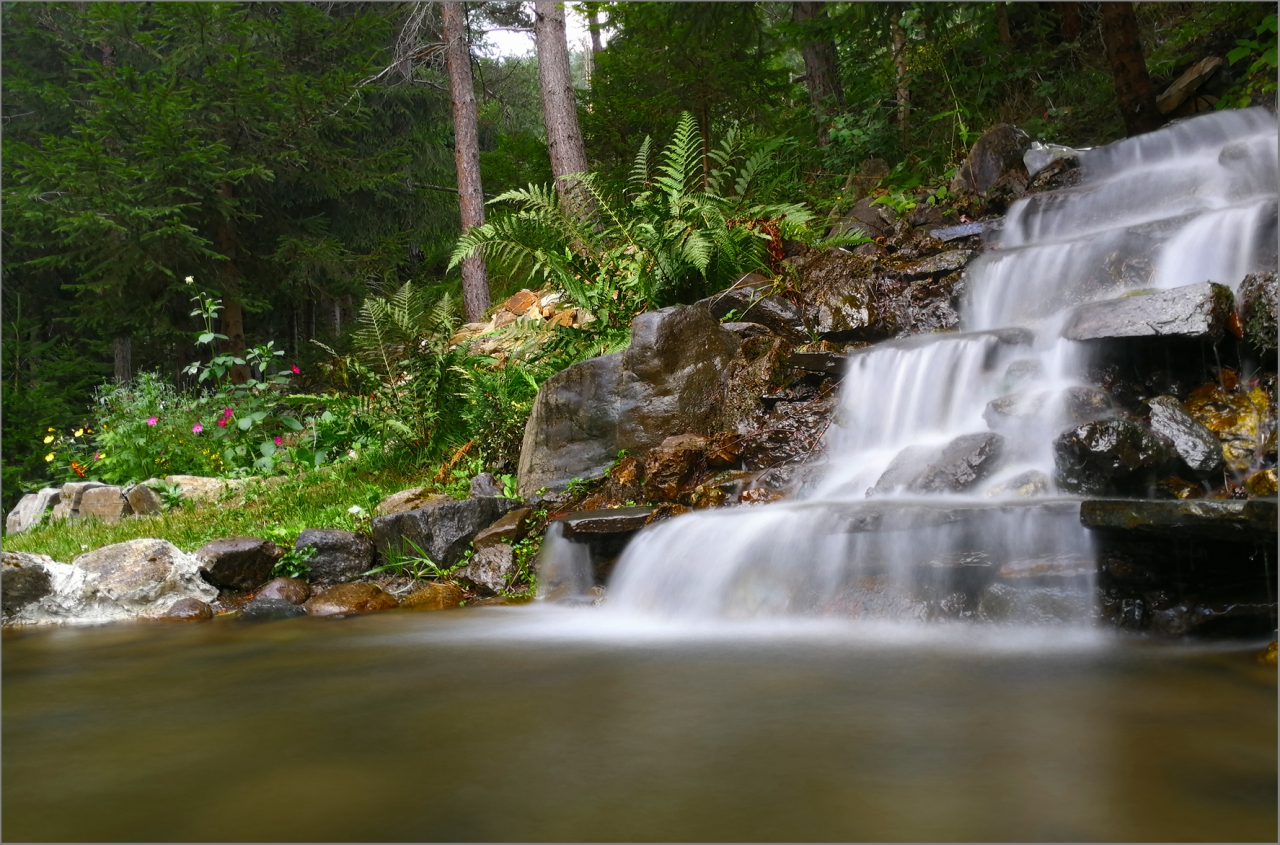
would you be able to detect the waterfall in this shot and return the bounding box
[591,109,1278,622]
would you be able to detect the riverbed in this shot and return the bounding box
[3,606,1275,841]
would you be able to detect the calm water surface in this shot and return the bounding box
[3,606,1276,842]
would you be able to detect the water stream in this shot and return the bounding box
[604,107,1279,621]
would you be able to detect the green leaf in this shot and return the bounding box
[281,416,303,431]
[237,416,253,431]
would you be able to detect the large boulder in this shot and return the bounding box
[77,486,132,524]
[294,529,374,583]
[517,303,740,498]
[1053,419,1175,495]
[699,273,807,341]
[196,537,285,591]
[1146,396,1225,476]
[400,582,466,611]
[2,551,58,618]
[375,487,448,518]
[50,481,105,521]
[5,487,61,534]
[373,496,510,566]
[1063,282,1235,342]
[950,124,1031,197]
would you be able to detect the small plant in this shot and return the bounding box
[273,545,316,580]
[363,537,460,581]
[154,480,186,511]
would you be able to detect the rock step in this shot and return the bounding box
[1080,498,1277,540]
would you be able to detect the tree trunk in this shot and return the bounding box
[890,10,910,149]
[587,7,603,55]
[442,1,492,323]
[534,0,591,212]
[113,335,131,383]
[215,182,251,384]
[996,2,1012,45]
[792,2,844,147]
[1055,2,1082,42]
[1100,2,1162,137]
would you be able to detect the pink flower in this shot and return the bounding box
[290,365,300,375]
[192,423,204,434]
[94,452,102,460]
[146,416,158,426]
[222,407,234,419]
[274,436,283,446]
[217,418,228,428]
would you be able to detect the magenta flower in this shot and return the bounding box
[146,416,158,426]
[274,436,283,446]
[222,407,234,419]
[217,418,228,428]
[291,365,300,375]
[192,423,204,434]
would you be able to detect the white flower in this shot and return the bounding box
[184,275,194,285]
[347,505,365,515]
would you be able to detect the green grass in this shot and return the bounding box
[2,464,432,563]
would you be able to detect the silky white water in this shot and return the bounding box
[550,108,1279,621]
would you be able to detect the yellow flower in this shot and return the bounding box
[74,428,84,437]
[44,452,55,462]
[43,435,54,444]
[47,427,55,432]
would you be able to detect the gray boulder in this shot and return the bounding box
[73,539,218,617]
[77,486,132,524]
[50,481,106,522]
[1063,282,1235,342]
[1053,419,1175,495]
[872,433,1005,496]
[517,303,740,498]
[125,483,164,516]
[468,472,505,498]
[950,124,1030,196]
[294,529,374,583]
[5,487,61,534]
[700,274,807,341]
[372,496,510,566]
[196,537,285,591]
[2,551,58,618]
[457,543,518,595]
[1147,395,1225,476]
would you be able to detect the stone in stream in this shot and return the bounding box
[517,303,740,498]
[255,576,311,605]
[373,496,512,566]
[399,582,465,611]
[124,482,163,517]
[1053,418,1175,496]
[896,250,973,281]
[304,583,398,617]
[1237,271,1276,354]
[456,543,517,596]
[160,597,214,622]
[196,537,285,591]
[1062,281,1235,342]
[5,487,61,534]
[871,433,1005,496]
[1182,378,1273,474]
[984,470,1051,499]
[240,597,309,622]
[294,529,374,583]
[472,508,533,550]
[1146,396,1225,476]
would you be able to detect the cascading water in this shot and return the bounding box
[577,108,1278,622]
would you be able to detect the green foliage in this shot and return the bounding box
[364,536,458,581]
[1221,14,1278,109]
[273,545,316,581]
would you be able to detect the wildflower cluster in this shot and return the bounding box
[39,424,100,484]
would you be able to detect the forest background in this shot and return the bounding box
[3,1,1275,519]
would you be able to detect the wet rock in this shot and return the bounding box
[719,321,774,339]
[983,391,1046,428]
[399,582,465,611]
[518,303,739,498]
[469,472,504,498]
[1245,467,1277,497]
[975,582,1092,624]
[50,481,105,521]
[873,433,1005,495]
[643,434,711,502]
[375,487,448,518]
[1063,282,1235,342]
[984,470,1051,498]
[830,196,897,240]
[897,250,972,281]
[304,583,398,617]
[950,124,1030,197]
[1054,419,1175,495]
[256,577,310,605]
[240,597,309,622]
[160,597,213,622]
[558,507,655,537]
[294,529,374,583]
[1237,271,1276,353]
[1080,498,1277,541]
[196,537,284,591]
[456,543,517,596]
[2,552,57,618]
[1183,378,1273,474]
[796,251,900,341]
[1259,641,1278,666]
[373,496,509,566]
[785,352,845,377]
[739,390,838,471]
[700,274,807,341]
[1001,359,1043,393]
[5,487,61,534]
[124,483,163,517]
[1147,395,1225,475]
[76,486,132,524]
[739,487,785,505]
[472,508,532,550]
[1156,477,1205,499]
[1149,601,1276,638]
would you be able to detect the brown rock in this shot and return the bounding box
[503,289,540,314]
[643,434,711,502]
[304,583,399,617]
[472,508,532,549]
[161,597,214,622]
[739,487,784,506]
[1156,57,1226,114]
[548,309,575,328]
[125,483,163,517]
[399,582,465,611]
[1245,468,1277,498]
[493,310,517,329]
[256,576,311,605]
[375,487,449,518]
[77,486,132,524]
[196,537,284,591]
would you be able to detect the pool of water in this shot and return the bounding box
[3,606,1275,841]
